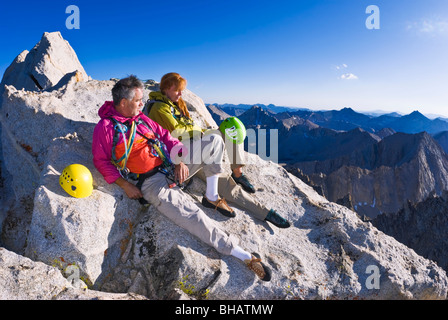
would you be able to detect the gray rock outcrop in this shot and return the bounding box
[373,191,448,272]
[0,247,145,300]
[0,32,447,300]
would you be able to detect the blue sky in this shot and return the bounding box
[1,0,448,117]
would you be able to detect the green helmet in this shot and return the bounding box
[219,117,246,145]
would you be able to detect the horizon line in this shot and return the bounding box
[205,103,448,120]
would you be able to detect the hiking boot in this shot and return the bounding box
[232,173,256,194]
[244,253,271,282]
[265,209,290,228]
[202,196,235,218]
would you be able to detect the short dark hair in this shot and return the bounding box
[112,75,144,106]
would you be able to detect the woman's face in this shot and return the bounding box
[165,85,183,103]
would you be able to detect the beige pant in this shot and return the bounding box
[218,174,269,221]
[226,138,245,171]
[194,169,269,221]
[140,133,237,255]
[200,130,269,221]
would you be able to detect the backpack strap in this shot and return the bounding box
[142,99,161,116]
[143,99,182,122]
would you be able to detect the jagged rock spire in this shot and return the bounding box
[1,31,88,92]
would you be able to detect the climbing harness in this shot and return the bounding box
[109,117,184,192]
[110,118,137,176]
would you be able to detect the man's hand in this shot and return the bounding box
[115,177,143,199]
[174,161,189,184]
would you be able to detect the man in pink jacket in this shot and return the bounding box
[92,75,271,282]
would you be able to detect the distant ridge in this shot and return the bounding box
[208,103,448,135]
[208,103,308,115]
[208,103,448,219]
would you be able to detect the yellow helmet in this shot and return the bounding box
[59,164,93,198]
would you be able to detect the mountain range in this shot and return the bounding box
[208,104,448,162]
[210,104,448,135]
[208,103,448,273]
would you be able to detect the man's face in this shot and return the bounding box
[120,88,144,117]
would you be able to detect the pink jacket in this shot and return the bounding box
[92,101,184,184]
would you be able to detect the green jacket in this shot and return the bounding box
[146,91,203,140]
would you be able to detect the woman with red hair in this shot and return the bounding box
[145,73,290,229]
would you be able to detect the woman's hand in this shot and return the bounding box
[174,161,189,184]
